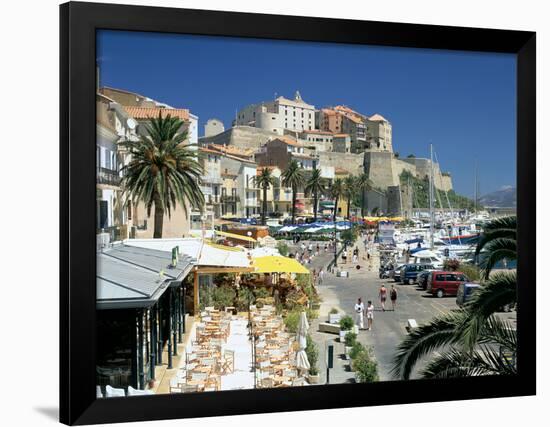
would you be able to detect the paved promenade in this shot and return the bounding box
[291,240,457,383]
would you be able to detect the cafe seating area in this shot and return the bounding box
[169,307,237,393]
[251,305,304,388]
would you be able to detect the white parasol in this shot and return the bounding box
[295,312,310,374]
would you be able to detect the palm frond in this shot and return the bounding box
[391,310,468,380]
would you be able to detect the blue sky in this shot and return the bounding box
[97,30,516,196]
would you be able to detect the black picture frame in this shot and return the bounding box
[60,1,536,425]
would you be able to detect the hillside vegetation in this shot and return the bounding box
[400,171,475,210]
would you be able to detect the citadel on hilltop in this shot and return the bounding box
[199,91,453,211]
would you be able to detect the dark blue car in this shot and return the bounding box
[398,264,434,285]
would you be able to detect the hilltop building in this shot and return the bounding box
[234,91,316,134]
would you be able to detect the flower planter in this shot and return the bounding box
[329,313,341,324]
[344,346,352,360]
[308,374,320,384]
[339,330,348,342]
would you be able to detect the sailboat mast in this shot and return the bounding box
[429,144,435,249]
[474,161,478,215]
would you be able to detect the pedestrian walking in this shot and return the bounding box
[342,249,347,264]
[379,284,388,311]
[353,253,358,263]
[390,285,398,311]
[355,298,365,330]
[366,300,374,330]
[319,269,324,285]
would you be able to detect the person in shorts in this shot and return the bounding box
[379,284,388,311]
[366,300,374,330]
[390,284,398,311]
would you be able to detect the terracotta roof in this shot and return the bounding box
[343,114,363,124]
[369,113,388,122]
[335,167,349,174]
[207,143,255,157]
[199,147,221,155]
[272,136,303,147]
[123,106,190,121]
[321,108,338,115]
[301,130,333,135]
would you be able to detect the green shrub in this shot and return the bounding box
[459,262,481,282]
[349,342,365,360]
[254,287,271,299]
[352,347,379,382]
[339,315,354,331]
[306,308,319,321]
[211,286,236,310]
[235,287,254,311]
[305,334,319,376]
[329,307,339,315]
[277,241,290,256]
[283,310,301,333]
[344,332,357,347]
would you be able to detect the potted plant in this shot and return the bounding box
[349,341,365,364]
[329,307,341,324]
[351,346,379,383]
[305,335,320,384]
[344,332,357,360]
[339,315,354,342]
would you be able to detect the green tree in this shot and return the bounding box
[305,168,325,222]
[329,178,345,223]
[281,160,305,225]
[255,167,276,225]
[343,175,357,219]
[356,173,374,218]
[120,113,204,238]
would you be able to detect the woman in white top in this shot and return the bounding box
[354,298,365,330]
[366,300,374,330]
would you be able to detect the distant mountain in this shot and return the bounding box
[479,187,516,208]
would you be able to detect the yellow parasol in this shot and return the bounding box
[252,256,310,274]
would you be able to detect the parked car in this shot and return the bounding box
[398,264,435,285]
[417,271,432,290]
[392,264,406,282]
[426,271,469,298]
[456,283,481,306]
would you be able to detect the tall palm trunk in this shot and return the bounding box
[153,193,164,238]
[313,190,318,222]
[291,186,297,225]
[333,198,338,223]
[361,191,365,218]
[262,184,267,225]
[346,195,351,220]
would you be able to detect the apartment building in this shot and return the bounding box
[234,91,316,133]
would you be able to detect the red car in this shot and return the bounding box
[426,271,469,298]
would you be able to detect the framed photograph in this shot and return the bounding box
[60,1,536,425]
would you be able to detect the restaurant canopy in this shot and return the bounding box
[252,256,310,274]
[215,230,256,243]
[124,238,253,272]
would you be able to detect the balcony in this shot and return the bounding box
[221,195,240,203]
[97,167,121,187]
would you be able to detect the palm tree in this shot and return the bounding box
[343,175,356,220]
[305,168,325,222]
[356,173,374,218]
[120,113,204,238]
[391,216,517,380]
[281,160,305,225]
[475,216,517,279]
[329,178,345,224]
[255,167,276,225]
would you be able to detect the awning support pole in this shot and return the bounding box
[193,270,199,316]
[167,290,173,369]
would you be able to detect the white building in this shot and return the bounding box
[234,91,316,134]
